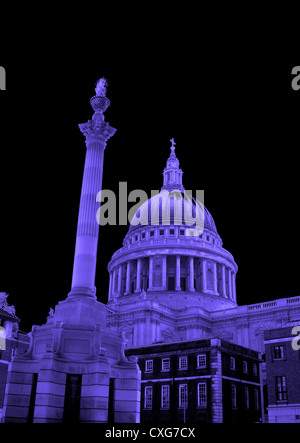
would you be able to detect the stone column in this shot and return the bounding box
[232,273,236,302]
[112,269,117,297]
[222,265,227,298]
[228,269,232,300]
[135,258,141,293]
[189,256,195,291]
[213,262,218,294]
[162,255,167,290]
[118,265,122,296]
[70,91,116,299]
[202,259,207,292]
[108,272,113,301]
[148,257,154,290]
[175,255,181,291]
[125,260,131,294]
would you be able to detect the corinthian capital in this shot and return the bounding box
[79,116,116,145]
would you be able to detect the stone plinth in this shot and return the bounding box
[3,301,141,423]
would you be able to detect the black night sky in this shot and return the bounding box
[0,21,299,333]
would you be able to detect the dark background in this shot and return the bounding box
[0,17,299,333]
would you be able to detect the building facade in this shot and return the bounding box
[0,293,30,422]
[106,140,300,423]
[126,338,262,423]
[106,142,300,355]
[264,322,300,423]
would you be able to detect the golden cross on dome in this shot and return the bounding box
[170,137,176,154]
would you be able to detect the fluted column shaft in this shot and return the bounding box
[112,269,117,297]
[108,272,113,301]
[118,265,122,295]
[213,262,218,294]
[202,259,207,292]
[222,264,227,298]
[162,255,167,289]
[189,256,195,291]
[232,273,236,302]
[228,269,232,299]
[71,141,106,296]
[148,257,154,290]
[175,255,181,291]
[135,258,141,292]
[125,260,131,294]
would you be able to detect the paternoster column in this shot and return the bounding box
[69,79,116,299]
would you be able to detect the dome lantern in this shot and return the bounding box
[161,138,185,193]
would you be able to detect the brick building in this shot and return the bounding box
[126,338,262,423]
[264,321,300,423]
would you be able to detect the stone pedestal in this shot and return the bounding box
[3,300,141,423]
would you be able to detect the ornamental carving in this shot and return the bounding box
[79,116,117,144]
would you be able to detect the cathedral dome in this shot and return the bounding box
[107,139,238,318]
[129,190,218,235]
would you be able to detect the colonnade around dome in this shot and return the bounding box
[108,224,237,307]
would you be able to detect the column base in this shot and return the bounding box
[68,286,97,300]
[175,287,182,291]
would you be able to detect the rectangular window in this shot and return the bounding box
[230,357,236,370]
[244,387,249,409]
[162,358,170,372]
[159,229,164,235]
[274,345,284,359]
[243,361,248,373]
[145,360,153,373]
[197,383,207,408]
[169,229,174,235]
[144,386,153,409]
[150,231,154,237]
[254,389,259,410]
[276,376,287,401]
[197,354,206,368]
[142,232,145,239]
[253,363,258,376]
[180,229,185,236]
[179,356,188,370]
[179,384,188,408]
[63,374,82,423]
[161,385,170,409]
[231,384,237,408]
